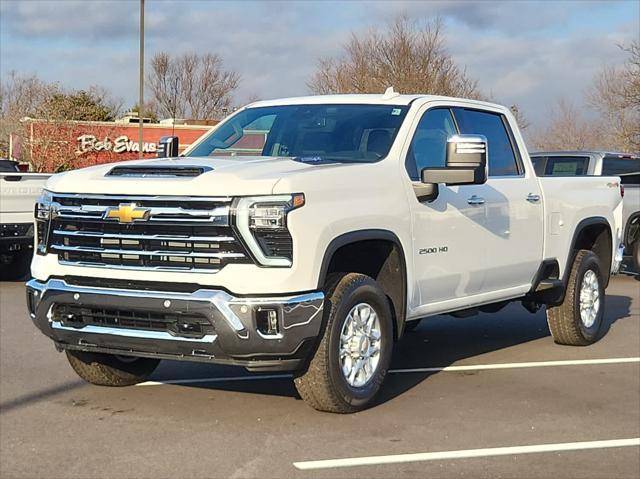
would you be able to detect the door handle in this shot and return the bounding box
[527,193,541,203]
[467,195,485,205]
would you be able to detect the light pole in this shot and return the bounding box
[138,0,145,159]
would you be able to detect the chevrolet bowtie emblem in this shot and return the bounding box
[105,203,150,223]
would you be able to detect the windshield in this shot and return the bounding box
[186,104,409,162]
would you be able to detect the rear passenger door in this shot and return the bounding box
[452,107,544,293]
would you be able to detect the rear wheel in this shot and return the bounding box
[632,240,640,273]
[546,250,605,346]
[66,350,160,386]
[294,273,394,413]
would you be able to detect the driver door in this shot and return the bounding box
[405,107,488,316]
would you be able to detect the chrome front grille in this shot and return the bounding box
[47,194,252,272]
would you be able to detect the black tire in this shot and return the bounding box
[294,273,394,413]
[632,240,640,273]
[0,249,32,281]
[65,350,160,386]
[546,249,605,346]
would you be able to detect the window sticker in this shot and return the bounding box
[391,108,402,116]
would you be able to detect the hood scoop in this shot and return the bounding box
[106,165,212,178]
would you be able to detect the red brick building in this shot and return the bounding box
[11,118,217,172]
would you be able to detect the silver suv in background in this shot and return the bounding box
[531,151,640,271]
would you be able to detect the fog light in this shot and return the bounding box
[256,308,280,336]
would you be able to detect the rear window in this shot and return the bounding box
[545,156,589,176]
[602,157,640,185]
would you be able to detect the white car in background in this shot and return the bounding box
[0,161,50,280]
[531,151,640,271]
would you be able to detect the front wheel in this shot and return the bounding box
[66,350,160,386]
[294,273,394,413]
[546,249,605,346]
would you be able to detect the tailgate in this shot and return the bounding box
[0,174,50,224]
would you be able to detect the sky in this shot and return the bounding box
[1,0,638,129]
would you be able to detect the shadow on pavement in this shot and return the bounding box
[169,289,633,407]
[0,380,86,415]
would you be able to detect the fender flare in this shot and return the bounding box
[563,216,613,287]
[317,229,408,336]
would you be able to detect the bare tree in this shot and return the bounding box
[308,16,482,99]
[531,99,603,151]
[509,104,530,131]
[0,71,58,159]
[588,41,639,152]
[147,52,240,120]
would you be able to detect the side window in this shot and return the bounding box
[544,156,589,176]
[405,108,457,181]
[602,158,640,178]
[452,108,520,176]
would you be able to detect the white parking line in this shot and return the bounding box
[389,357,640,374]
[292,438,640,470]
[136,357,639,387]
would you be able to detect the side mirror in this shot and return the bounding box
[157,136,180,158]
[415,135,488,201]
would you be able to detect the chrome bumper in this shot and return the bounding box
[26,278,324,372]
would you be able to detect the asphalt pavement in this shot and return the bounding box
[1,272,638,478]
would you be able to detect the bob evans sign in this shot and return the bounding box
[77,135,157,154]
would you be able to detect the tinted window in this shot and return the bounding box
[187,104,409,163]
[530,156,546,176]
[602,158,640,181]
[453,108,520,176]
[0,160,19,172]
[544,156,589,176]
[405,108,457,180]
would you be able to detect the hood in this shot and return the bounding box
[45,156,352,196]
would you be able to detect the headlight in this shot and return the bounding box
[235,194,305,267]
[35,190,53,220]
[34,190,54,255]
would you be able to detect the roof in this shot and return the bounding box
[531,151,639,158]
[248,93,500,109]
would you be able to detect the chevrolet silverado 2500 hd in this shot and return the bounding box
[1,169,49,280]
[531,151,639,271]
[26,93,624,413]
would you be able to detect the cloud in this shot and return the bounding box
[1,0,638,127]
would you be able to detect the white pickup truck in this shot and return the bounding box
[0,162,50,280]
[26,93,624,413]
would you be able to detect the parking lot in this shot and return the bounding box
[1,273,638,478]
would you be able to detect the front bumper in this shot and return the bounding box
[26,278,324,372]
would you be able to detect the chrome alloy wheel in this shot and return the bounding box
[339,303,382,388]
[579,269,600,328]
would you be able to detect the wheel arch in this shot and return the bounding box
[623,212,640,248]
[317,229,408,339]
[564,217,613,288]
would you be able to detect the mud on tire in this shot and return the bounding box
[66,350,160,386]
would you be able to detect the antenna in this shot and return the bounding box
[382,86,400,100]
